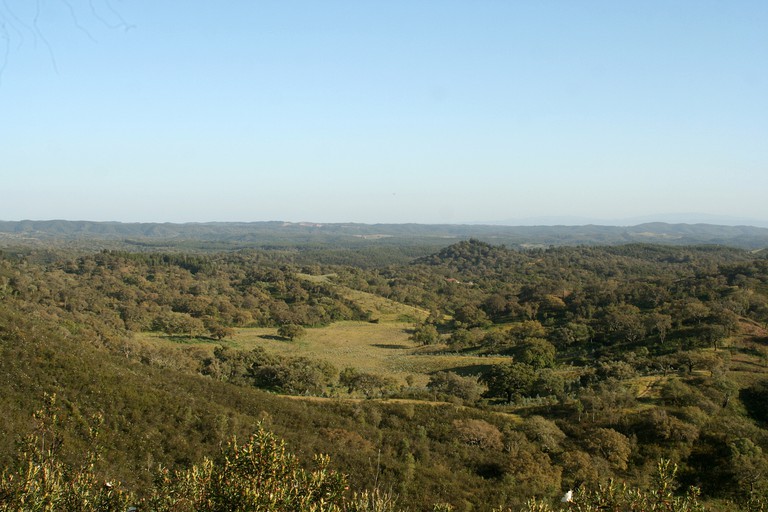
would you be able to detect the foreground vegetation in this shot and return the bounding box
[0,397,711,512]
[0,396,713,511]
[1,239,768,510]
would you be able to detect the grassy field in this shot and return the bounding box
[137,320,510,386]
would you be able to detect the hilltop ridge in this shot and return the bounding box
[2,219,768,250]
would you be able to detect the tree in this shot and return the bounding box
[552,321,592,346]
[453,419,503,450]
[448,328,480,350]
[521,415,566,453]
[728,437,768,497]
[427,371,485,402]
[531,368,568,400]
[516,338,556,369]
[600,304,645,344]
[586,427,632,471]
[339,367,396,398]
[506,320,547,342]
[411,323,440,345]
[682,298,711,326]
[560,450,599,489]
[453,304,490,328]
[252,357,336,395]
[206,320,235,340]
[152,311,205,337]
[702,324,727,351]
[645,312,673,345]
[277,323,306,341]
[480,362,535,403]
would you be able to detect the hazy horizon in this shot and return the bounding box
[1,2,766,225]
[3,213,768,230]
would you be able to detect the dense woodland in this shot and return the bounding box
[1,237,768,510]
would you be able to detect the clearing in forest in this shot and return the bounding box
[231,322,509,386]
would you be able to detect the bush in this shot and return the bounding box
[277,323,306,341]
[513,460,705,512]
[146,426,347,511]
[0,394,134,512]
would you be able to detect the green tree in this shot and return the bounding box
[601,304,645,344]
[339,368,396,398]
[645,312,673,345]
[586,427,632,471]
[277,323,306,341]
[521,415,566,453]
[251,357,337,395]
[552,321,592,346]
[516,337,556,369]
[453,304,490,328]
[411,323,440,345]
[152,311,205,337]
[427,371,485,403]
[453,419,503,450]
[480,362,535,403]
[729,437,768,497]
[506,320,547,342]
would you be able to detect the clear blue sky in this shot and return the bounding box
[1,1,766,225]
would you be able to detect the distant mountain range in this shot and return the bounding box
[478,213,768,228]
[1,219,768,250]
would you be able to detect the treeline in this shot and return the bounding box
[343,241,768,356]
[0,250,370,341]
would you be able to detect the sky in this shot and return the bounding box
[1,1,766,226]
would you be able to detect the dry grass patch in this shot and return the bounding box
[136,321,514,387]
[297,273,429,322]
[234,323,506,386]
[235,321,423,384]
[342,288,429,322]
[296,273,335,284]
[633,375,670,400]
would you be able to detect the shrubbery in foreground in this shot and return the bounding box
[0,396,348,511]
[515,460,705,512]
[1,396,761,511]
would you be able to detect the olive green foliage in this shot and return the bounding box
[0,395,134,512]
[339,368,396,398]
[516,460,706,512]
[0,403,719,512]
[1,250,369,339]
[0,403,347,512]
[411,323,440,345]
[278,323,306,340]
[146,427,347,512]
[202,346,337,394]
[480,362,536,403]
[426,371,485,403]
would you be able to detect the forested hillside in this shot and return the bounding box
[1,241,767,510]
